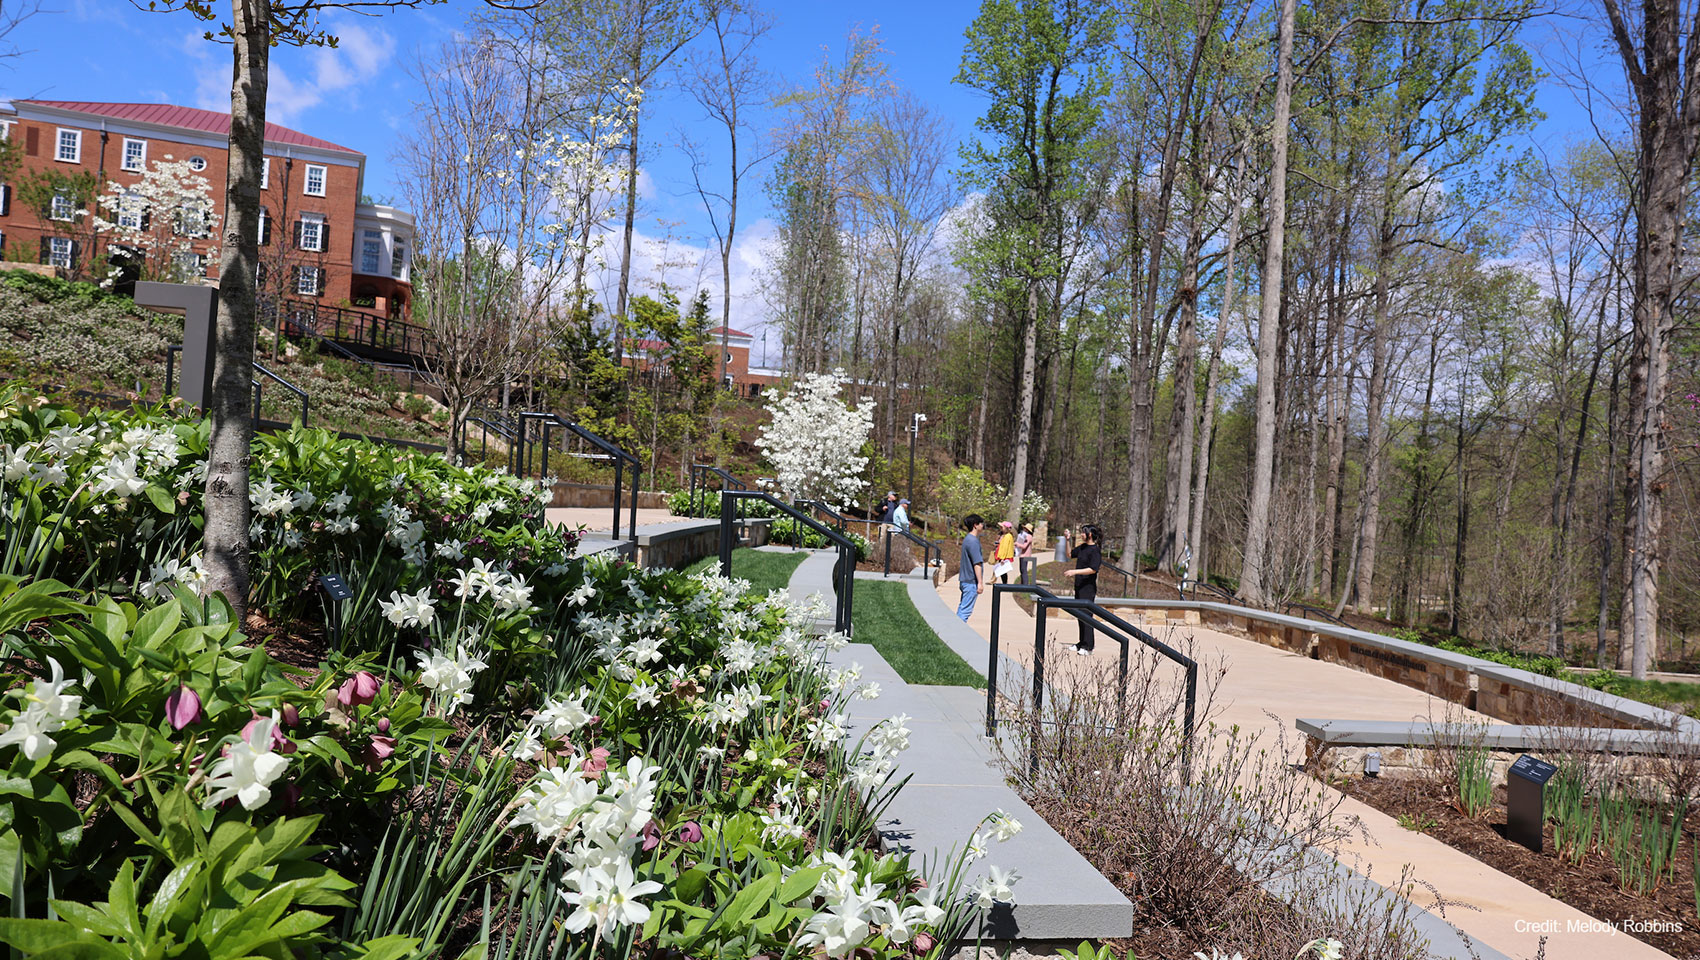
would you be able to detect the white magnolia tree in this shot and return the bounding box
[92,155,221,287]
[756,370,874,507]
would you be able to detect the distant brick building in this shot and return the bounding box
[0,100,415,322]
[624,325,783,397]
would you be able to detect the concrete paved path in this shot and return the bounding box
[546,506,676,539]
[937,579,1674,960]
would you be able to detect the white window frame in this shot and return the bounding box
[361,229,382,274]
[55,128,81,163]
[187,156,207,172]
[175,203,209,238]
[0,121,16,141]
[390,237,408,281]
[49,192,74,222]
[261,158,270,189]
[298,213,325,252]
[121,138,146,173]
[47,237,72,269]
[115,191,143,231]
[303,164,327,197]
[296,265,323,296]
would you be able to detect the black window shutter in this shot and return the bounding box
[290,265,300,290]
[293,220,303,249]
[24,127,37,157]
[256,261,267,287]
[140,209,150,232]
[1,184,11,217]
[321,219,330,256]
[69,240,78,267]
[36,236,46,265]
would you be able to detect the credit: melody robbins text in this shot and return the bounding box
[1514,917,1684,935]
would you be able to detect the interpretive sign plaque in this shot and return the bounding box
[1507,754,1558,852]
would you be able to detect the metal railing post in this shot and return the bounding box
[720,489,735,578]
[884,531,892,577]
[987,586,1003,736]
[613,459,624,540]
[629,464,640,544]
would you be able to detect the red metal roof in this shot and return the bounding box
[18,101,362,156]
[707,325,753,338]
[628,338,670,352]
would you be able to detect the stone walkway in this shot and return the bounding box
[545,505,676,539]
[937,578,1674,960]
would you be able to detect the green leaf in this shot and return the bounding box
[144,483,176,515]
[0,918,122,957]
[714,872,779,931]
[775,864,826,904]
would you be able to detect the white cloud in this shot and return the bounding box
[587,217,780,345]
[188,18,394,127]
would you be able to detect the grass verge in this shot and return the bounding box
[685,547,807,596]
[852,579,985,688]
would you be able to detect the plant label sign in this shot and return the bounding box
[1507,754,1558,853]
[319,574,354,601]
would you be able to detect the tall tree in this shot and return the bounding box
[1599,0,1700,677]
[956,0,1110,527]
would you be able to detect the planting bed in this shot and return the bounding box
[1339,776,1700,956]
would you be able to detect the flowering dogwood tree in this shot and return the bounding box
[92,154,221,286]
[757,370,874,507]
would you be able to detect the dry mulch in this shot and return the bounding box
[1340,775,1700,956]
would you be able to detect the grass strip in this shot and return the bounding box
[852,580,985,688]
[685,547,807,596]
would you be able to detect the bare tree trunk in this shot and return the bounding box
[1598,350,1622,665]
[1005,280,1042,525]
[1319,221,1350,597]
[202,0,268,619]
[1159,220,1203,573]
[1546,309,1607,655]
[1237,0,1296,606]
[1190,150,1245,580]
[612,39,645,371]
[1353,219,1396,615]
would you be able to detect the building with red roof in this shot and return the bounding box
[0,99,416,335]
[624,324,783,397]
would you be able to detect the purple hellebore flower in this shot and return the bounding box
[641,819,662,851]
[337,671,381,708]
[376,716,391,733]
[363,735,397,772]
[678,821,704,843]
[281,704,300,727]
[165,686,203,730]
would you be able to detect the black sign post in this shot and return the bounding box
[320,574,353,650]
[1506,754,1558,853]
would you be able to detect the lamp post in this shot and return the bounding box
[906,412,927,505]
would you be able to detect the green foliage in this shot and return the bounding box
[684,547,807,596]
[769,516,872,561]
[853,581,985,687]
[1455,744,1494,818]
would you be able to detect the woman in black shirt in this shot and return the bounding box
[1062,524,1102,654]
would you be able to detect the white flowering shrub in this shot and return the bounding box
[756,369,875,508]
[0,385,1015,958]
[91,154,221,286]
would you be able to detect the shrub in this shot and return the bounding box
[770,515,871,561]
[0,384,1010,959]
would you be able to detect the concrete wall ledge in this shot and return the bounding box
[632,518,771,570]
[1298,718,1699,755]
[1095,597,1692,733]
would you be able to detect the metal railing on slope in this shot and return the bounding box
[688,464,747,518]
[883,526,941,578]
[1283,600,1349,627]
[165,345,310,426]
[513,411,642,541]
[987,582,1198,775]
[718,490,855,635]
[1180,578,1240,605]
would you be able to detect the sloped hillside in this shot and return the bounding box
[0,270,448,444]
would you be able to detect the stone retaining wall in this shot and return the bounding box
[547,481,669,510]
[634,518,772,570]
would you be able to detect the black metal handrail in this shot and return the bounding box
[165,345,309,426]
[688,464,747,518]
[515,411,642,540]
[987,583,1197,773]
[1180,578,1240,605]
[884,526,941,578]
[797,499,865,534]
[718,490,854,635]
[252,361,309,425]
[1282,600,1349,627]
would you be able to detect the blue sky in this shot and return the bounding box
[0,0,1627,342]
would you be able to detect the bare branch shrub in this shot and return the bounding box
[991,636,1429,958]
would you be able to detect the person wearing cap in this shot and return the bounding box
[1015,521,1036,584]
[874,491,899,525]
[992,520,1017,583]
[892,498,911,533]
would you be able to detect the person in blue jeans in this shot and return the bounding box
[957,514,986,621]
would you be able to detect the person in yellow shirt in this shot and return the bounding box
[993,520,1017,583]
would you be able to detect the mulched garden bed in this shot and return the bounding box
[1338,775,1700,956]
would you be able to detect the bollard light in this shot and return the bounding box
[1364,750,1381,778]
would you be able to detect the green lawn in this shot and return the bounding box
[685,548,807,596]
[1597,676,1700,711]
[852,580,985,688]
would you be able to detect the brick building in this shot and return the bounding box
[0,100,415,324]
[624,325,784,397]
